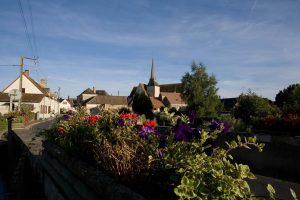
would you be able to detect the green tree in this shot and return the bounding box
[181,62,221,119]
[275,84,300,115]
[283,85,300,115]
[275,84,300,107]
[132,93,153,118]
[233,91,276,124]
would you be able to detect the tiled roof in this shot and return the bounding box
[150,97,164,109]
[161,92,186,105]
[0,92,44,103]
[96,90,109,96]
[160,83,183,93]
[86,96,128,105]
[80,88,94,95]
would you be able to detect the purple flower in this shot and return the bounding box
[117,118,125,127]
[173,119,193,142]
[209,119,221,131]
[221,121,230,134]
[63,114,70,121]
[209,120,230,134]
[138,126,158,139]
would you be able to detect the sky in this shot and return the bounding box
[0,0,300,100]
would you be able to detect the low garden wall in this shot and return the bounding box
[230,132,300,183]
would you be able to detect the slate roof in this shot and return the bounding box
[0,92,44,103]
[149,97,164,109]
[80,88,95,95]
[160,92,186,105]
[86,96,128,105]
[79,88,109,96]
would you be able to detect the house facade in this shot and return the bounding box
[77,87,108,106]
[84,95,128,114]
[0,70,59,119]
[59,99,74,112]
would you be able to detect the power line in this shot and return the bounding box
[16,0,35,56]
[26,0,39,56]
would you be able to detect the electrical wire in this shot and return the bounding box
[26,0,38,56]
[16,0,35,57]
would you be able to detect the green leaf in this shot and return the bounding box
[267,184,276,199]
[290,188,298,200]
[181,176,189,185]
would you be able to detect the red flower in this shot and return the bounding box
[86,115,99,125]
[143,120,156,127]
[57,127,64,134]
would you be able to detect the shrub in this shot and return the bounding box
[233,91,277,125]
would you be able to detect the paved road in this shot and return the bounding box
[13,118,55,156]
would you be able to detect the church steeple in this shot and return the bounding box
[148,58,159,86]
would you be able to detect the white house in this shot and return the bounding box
[59,98,74,112]
[0,70,59,119]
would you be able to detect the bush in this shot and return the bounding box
[233,91,277,125]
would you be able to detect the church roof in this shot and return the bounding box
[149,97,164,109]
[160,92,186,105]
[160,83,183,93]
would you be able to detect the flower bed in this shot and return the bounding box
[43,109,267,199]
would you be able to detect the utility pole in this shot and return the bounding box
[58,87,61,114]
[18,56,23,111]
[18,56,38,111]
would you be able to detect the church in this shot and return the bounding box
[128,60,187,112]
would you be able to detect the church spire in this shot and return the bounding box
[148,58,159,86]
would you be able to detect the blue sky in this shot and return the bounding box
[0,0,300,100]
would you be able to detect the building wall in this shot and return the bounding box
[3,75,43,94]
[0,102,9,115]
[147,86,160,97]
[170,103,187,110]
[37,97,59,119]
[59,100,72,111]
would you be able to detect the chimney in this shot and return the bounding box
[93,87,96,93]
[24,70,29,77]
[40,79,47,88]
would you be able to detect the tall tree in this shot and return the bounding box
[181,62,221,119]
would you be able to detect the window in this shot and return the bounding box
[22,88,25,93]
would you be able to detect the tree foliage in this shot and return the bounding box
[233,91,276,124]
[132,93,153,118]
[275,84,300,115]
[181,62,221,119]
